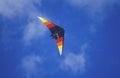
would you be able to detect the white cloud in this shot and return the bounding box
[0,0,48,44]
[23,20,47,44]
[0,0,42,18]
[66,0,119,14]
[60,43,88,73]
[21,54,42,78]
[66,0,120,34]
[61,53,86,73]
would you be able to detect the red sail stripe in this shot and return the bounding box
[47,23,56,28]
[56,37,63,43]
[44,22,56,28]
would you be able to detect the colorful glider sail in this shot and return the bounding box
[38,17,64,55]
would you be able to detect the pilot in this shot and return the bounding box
[51,32,59,39]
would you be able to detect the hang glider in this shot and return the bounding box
[38,17,64,55]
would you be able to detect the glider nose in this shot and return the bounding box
[38,16,48,23]
[38,16,44,20]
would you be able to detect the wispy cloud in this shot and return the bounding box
[0,0,48,44]
[21,54,42,78]
[61,53,86,73]
[66,0,120,34]
[60,43,89,73]
[0,0,42,18]
[66,0,119,14]
[23,20,47,44]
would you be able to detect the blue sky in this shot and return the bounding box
[0,0,120,78]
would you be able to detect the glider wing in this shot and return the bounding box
[38,17,64,55]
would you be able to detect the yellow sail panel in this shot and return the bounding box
[38,17,48,23]
[58,45,63,55]
[56,37,64,55]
